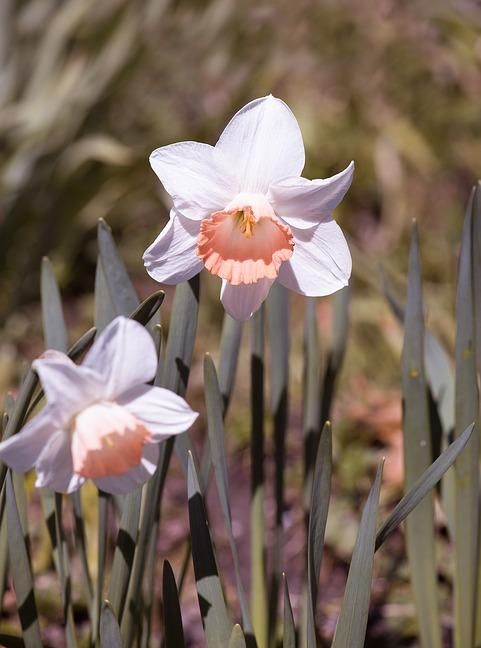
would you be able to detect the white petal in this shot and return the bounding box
[120,385,198,440]
[220,278,274,320]
[268,161,355,229]
[150,142,237,220]
[143,210,203,284]
[0,407,54,472]
[35,429,85,493]
[93,443,159,495]
[33,351,104,425]
[83,316,157,400]
[215,95,305,193]
[278,219,351,296]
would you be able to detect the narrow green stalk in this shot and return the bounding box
[250,306,268,648]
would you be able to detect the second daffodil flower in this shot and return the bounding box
[0,317,198,495]
[144,95,353,320]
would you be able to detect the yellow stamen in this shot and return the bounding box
[234,210,255,238]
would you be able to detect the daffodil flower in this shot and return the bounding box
[0,317,198,494]
[144,95,353,320]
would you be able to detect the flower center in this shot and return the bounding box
[196,193,294,286]
[71,401,151,478]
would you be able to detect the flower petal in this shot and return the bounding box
[71,401,152,479]
[215,95,305,193]
[220,278,274,320]
[0,407,54,472]
[33,351,104,425]
[277,219,351,296]
[143,210,203,284]
[35,429,85,493]
[119,385,198,440]
[83,316,157,399]
[150,142,237,220]
[93,443,159,495]
[268,161,355,229]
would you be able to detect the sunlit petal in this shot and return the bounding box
[216,95,305,193]
[143,210,203,284]
[150,142,237,220]
[277,219,351,296]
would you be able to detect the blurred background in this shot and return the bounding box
[0,0,481,645]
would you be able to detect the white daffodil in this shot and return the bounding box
[144,95,353,320]
[0,317,198,495]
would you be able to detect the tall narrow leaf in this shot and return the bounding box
[282,575,296,648]
[266,283,289,638]
[162,561,185,648]
[454,189,479,648]
[306,422,332,648]
[331,462,383,648]
[320,286,349,425]
[204,354,252,634]
[100,603,122,648]
[229,625,247,648]
[401,222,441,648]
[108,488,142,624]
[41,257,68,351]
[376,423,473,549]
[187,452,232,647]
[5,472,42,648]
[250,306,267,648]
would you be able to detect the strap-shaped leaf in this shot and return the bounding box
[376,422,473,550]
[130,291,164,325]
[229,625,247,648]
[100,602,122,648]
[401,221,441,648]
[122,277,200,645]
[41,256,68,352]
[162,560,185,648]
[108,487,142,624]
[283,574,296,648]
[454,188,479,648]
[320,285,350,425]
[98,218,139,316]
[266,283,289,638]
[218,313,243,416]
[306,422,332,648]
[250,306,268,648]
[188,451,232,647]
[6,472,42,648]
[331,462,383,648]
[204,354,252,634]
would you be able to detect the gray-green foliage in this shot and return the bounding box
[0,210,477,648]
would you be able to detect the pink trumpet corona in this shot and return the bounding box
[0,317,198,494]
[144,95,354,320]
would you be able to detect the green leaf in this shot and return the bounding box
[320,285,350,425]
[93,491,110,643]
[250,306,268,648]
[376,422,473,550]
[98,218,139,316]
[162,561,185,648]
[188,451,232,647]
[331,462,383,648]
[218,313,243,416]
[130,290,164,326]
[400,221,441,648]
[306,422,332,648]
[41,257,68,352]
[5,472,42,648]
[100,602,122,648]
[204,354,252,634]
[228,625,247,648]
[122,277,200,646]
[282,574,296,648]
[266,283,289,639]
[453,188,479,648]
[108,488,142,624]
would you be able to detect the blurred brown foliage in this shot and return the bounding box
[1,0,480,316]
